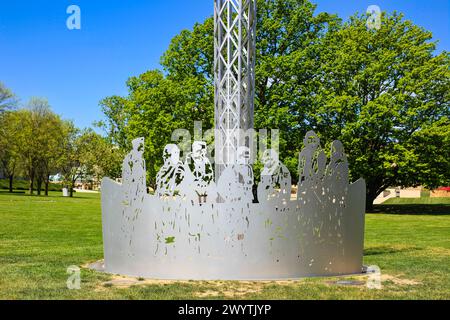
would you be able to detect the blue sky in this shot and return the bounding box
[0,0,448,130]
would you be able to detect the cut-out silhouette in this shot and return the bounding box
[258,149,291,202]
[184,141,215,203]
[156,144,185,197]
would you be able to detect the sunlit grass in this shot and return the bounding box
[0,190,448,300]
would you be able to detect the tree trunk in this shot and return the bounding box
[44,174,50,196]
[37,177,42,196]
[8,174,13,193]
[365,196,375,212]
[70,178,75,197]
[365,187,379,212]
[29,171,35,195]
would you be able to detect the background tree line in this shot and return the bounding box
[0,86,123,197]
[99,0,449,210]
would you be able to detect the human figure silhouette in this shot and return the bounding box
[325,140,349,191]
[121,138,146,252]
[184,141,215,203]
[297,131,326,199]
[156,144,185,197]
[258,149,291,202]
[216,146,254,203]
[235,146,254,203]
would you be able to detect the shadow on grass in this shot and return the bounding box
[370,204,450,215]
[0,190,26,195]
[0,190,93,200]
[364,245,422,256]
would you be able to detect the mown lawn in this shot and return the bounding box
[0,190,449,300]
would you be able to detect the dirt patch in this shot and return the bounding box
[418,247,450,256]
[84,259,422,293]
[324,273,422,288]
[195,281,266,298]
[193,280,304,298]
[196,290,221,298]
[381,274,422,286]
[101,275,192,288]
[93,275,303,297]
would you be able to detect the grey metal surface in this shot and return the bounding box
[101,134,366,280]
[214,0,257,179]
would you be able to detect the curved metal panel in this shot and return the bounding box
[101,134,366,280]
[100,0,366,280]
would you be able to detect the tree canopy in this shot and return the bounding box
[0,82,16,113]
[0,97,122,196]
[99,0,450,208]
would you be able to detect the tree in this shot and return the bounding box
[0,84,20,191]
[59,127,123,197]
[0,111,22,192]
[410,118,450,190]
[308,13,450,209]
[17,98,60,195]
[59,122,83,197]
[36,111,67,196]
[0,82,17,113]
[76,129,124,186]
[100,0,333,188]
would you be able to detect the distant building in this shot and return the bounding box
[374,187,424,204]
[50,173,63,183]
[375,186,450,204]
[431,187,450,198]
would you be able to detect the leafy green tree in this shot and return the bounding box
[410,118,450,190]
[16,98,63,195]
[308,13,450,209]
[160,0,337,176]
[59,122,83,197]
[0,82,17,113]
[59,127,123,197]
[0,111,22,192]
[0,84,20,191]
[15,108,38,195]
[100,0,333,188]
[36,112,67,196]
[76,129,124,185]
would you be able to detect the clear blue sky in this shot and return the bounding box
[0,0,448,130]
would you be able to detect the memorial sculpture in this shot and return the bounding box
[101,0,366,280]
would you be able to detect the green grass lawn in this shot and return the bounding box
[0,190,449,300]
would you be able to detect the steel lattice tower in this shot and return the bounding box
[214,0,256,179]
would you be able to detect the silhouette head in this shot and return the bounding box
[192,141,207,162]
[303,131,320,149]
[236,146,251,165]
[262,149,279,171]
[132,138,145,152]
[163,144,180,165]
[331,140,345,156]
